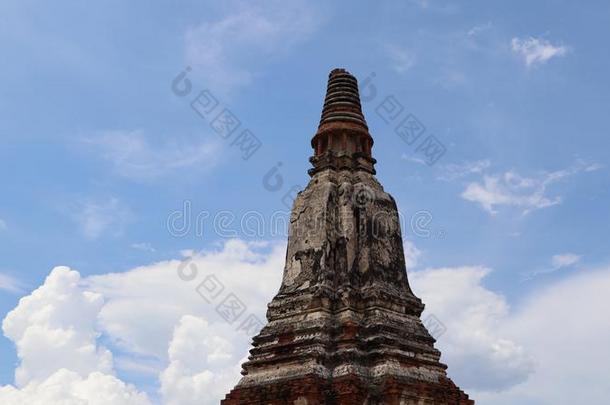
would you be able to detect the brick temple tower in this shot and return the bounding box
[222,69,473,404]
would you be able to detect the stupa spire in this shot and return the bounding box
[319,68,368,129]
[222,69,473,405]
[310,68,376,175]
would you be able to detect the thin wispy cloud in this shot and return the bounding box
[0,274,25,294]
[71,197,131,239]
[460,160,601,215]
[131,242,156,253]
[409,0,459,14]
[522,253,581,281]
[437,159,492,181]
[511,36,568,67]
[86,130,219,182]
[385,44,416,73]
[461,171,561,215]
[467,22,493,37]
[551,253,581,268]
[185,1,322,95]
[0,219,7,231]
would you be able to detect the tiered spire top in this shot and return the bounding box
[310,68,376,175]
[319,68,368,129]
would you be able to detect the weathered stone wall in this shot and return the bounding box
[222,68,472,404]
[222,167,473,404]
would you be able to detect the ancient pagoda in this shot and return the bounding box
[222,69,473,404]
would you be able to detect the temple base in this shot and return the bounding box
[222,374,473,405]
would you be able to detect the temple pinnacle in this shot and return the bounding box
[310,68,376,175]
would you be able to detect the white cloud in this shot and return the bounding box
[473,267,610,404]
[0,218,7,231]
[402,155,429,166]
[86,130,219,181]
[460,160,601,215]
[511,37,568,67]
[114,356,162,377]
[71,197,131,239]
[522,253,581,281]
[403,239,422,269]
[438,159,491,181]
[385,44,416,73]
[0,370,151,405]
[3,240,610,404]
[0,240,283,404]
[551,253,580,268]
[461,171,560,215]
[411,266,534,391]
[0,266,152,405]
[2,267,113,386]
[185,1,321,95]
[413,264,610,405]
[0,274,25,294]
[160,315,243,405]
[86,240,284,361]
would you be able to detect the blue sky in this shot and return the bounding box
[1,1,610,404]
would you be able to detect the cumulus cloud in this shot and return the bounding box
[413,263,610,404]
[2,267,113,385]
[411,266,535,391]
[0,240,283,404]
[0,267,152,404]
[89,239,283,403]
[460,160,601,215]
[160,315,243,405]
[403,239,422,269]
[185,1,322,95]
[0,370,151,405]
[511,37,568,67]
[3,240,610,404]
[473,267,610,405]
[85,129,219,181]
[87,240,284,360]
